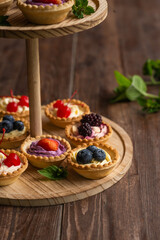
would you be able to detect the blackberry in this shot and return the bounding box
[78,123,92,137]
[81,113,102,126]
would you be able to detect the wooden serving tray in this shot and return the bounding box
[0,0,108,39]
[0,109,133,207]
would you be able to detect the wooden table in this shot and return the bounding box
[0,0,159,239]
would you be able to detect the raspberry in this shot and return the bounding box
[57,105,71,118]
[7,102,18,112]
[78,123,92,137]
[81,113,102,127]
[18,96,29,107]
[3,153,21,167]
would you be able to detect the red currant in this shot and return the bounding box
[18,96,29,107]
[7,102,18,112]
[53,100,64,109]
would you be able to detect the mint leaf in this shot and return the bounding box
[38,165,68,180]
[0,16,10,26]
[114,71,131,87]
[72,0,95,19]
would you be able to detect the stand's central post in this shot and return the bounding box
[26,38,42,137]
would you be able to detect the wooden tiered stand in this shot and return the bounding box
[0,0,133,206]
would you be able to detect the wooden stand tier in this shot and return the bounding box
[0,0,108,137]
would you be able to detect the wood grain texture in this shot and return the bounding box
[0,0,108,39]
[0,0,160,239]
[0,112,132,206]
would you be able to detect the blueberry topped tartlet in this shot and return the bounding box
[0,115,29,149]
[65,113,112,146]
[17,0,74,25]
[67,143,120,179]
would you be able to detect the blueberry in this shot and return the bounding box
[13,121,24,131]
[0,120,13,133]
[87,145,98,153]
[3,115,15,123]
[93,149,106,161]
[76,149,93,164]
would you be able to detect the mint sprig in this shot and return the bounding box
[111,68,160,113]
[38,165,68,180]
[0,16,10,26]
[72,0,95,19]
[143,59,160,85]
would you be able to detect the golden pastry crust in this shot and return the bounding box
[0,95,29,119]
[0,149,28,186]
[17,0,74,25]
[21,134,71,168]
[67,143,120,179]
[0,0,13,15]
[65,121,112,146]
[0,118,30,149]
[45,99,90,128]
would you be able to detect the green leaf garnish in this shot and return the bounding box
[38,165,68,180]
[0,16,10,26]
[72,0,95,19]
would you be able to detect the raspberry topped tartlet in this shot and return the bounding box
[0,149,28,186]
[45,99,90,128]
[21,135,71,168]
[67,143,120,179]
[65,113,112,146]
[17,0,74,25]
[0,115,29,149]
[0,94,29,119]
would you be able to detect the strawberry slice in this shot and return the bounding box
[33,0,62,4]
[37,138,59,151]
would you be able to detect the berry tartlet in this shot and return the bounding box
[0,115,29,149]
[21,134,71,168]
[0,149,28,186]
[17,0,74,25]
[65,113,112,146]
[0,95,29,119]
[67,143,120,179]
[45,99,90,128]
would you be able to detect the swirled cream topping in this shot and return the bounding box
[0,97,29,113]
[0,152,22,175]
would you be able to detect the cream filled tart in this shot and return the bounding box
[0,115,29,149]
[45,99,90,128]
[65,113,112,146]
[21,134,71,168]
[17,0,74,25]
[0,95,29,119]
[67,143,120,179]
[0,149,28,186]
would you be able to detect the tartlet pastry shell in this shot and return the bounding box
[67,143,120,179]
[0,95,29,119]
[0,149,28,186]
[65,121,113,146]
[0,118,30,149]
[0,0,13,15]
[45,99,90,128]
[17,0,74,25]
[21,134,71,168]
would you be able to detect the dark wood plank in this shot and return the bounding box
[0,0,160,239]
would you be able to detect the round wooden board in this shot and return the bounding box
[0,108,133,207]
[0,0,108,39]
